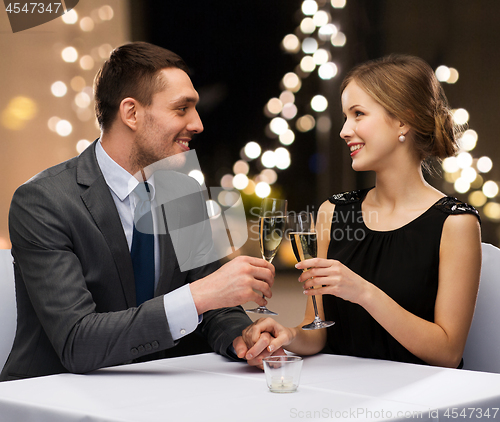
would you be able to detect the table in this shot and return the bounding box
[0,353,499,421]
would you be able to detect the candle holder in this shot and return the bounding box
[263,356,303,393]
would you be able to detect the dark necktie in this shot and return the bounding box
[131,182,155,306]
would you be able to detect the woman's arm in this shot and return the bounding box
[236,200,337,360]
[299,212,481,367]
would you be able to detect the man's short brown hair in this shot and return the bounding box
[94,42,190,131]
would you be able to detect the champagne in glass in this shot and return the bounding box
[246,198,287,315]
[260,216,286,262]
[290,232,317,263]
[289,212,334,330]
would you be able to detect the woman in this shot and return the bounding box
[237,55,481,368]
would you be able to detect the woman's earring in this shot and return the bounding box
[398,132,406,142]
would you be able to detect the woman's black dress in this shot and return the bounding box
[323,188,480,365]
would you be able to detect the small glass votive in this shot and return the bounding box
[263,356,303,393]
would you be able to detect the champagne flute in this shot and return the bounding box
[246,198,287,315]
[289,212,334,330]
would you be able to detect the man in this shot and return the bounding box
[1,42,274,381]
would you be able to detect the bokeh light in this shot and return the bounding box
[468,191,487,208]
[51,81,67,97]
[80,17,95,32]
[301,0,318,16]
[282,34,301,53]
[461,167,477,183]
[221,174,234,190]
[244,142,261,159]
[279,130,295,145]
[313,11,329,27]
[483,181,499,198]
[75,92,91,108]
[188,170,205,185]
[454,178,470,194]
[233,174,249,190]
[62,9,78,24]
[300,56,316,73]
[300,17,316,34]
[302,37,318,54]
[477,156,493,173]
[313,49,330,65]
[255,182,271,198]
[275,147,291,170]
[260,169,278,184]
[76,139,91,153]
[267,98,283,115]
[331,31,347,47]
[281,103,298,120]
[98,5,114,21]
[261,151,277,168]
[318,62,338,80]
[442,156,459,173]
[62,46,78,63]
[458,129,478,151]
[453,108,469,125]
[435,65,451,82]
[55,120,72,136]
[484,202,500,221]
[1,96,37,130]
[80,55,94,70]
[280,91,295,104]
[296,115,316,132]
[282,72,302,92]
[270,117,289,135]
[456,152,473,169]
[331,0,346,7]
[318,23,338,40]
[242,179,256,195]
[233,160,250,175]
[48,116,61,132]
[447,68,459,84]
[311,95,328,112]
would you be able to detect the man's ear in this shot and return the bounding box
[118,97,140,131]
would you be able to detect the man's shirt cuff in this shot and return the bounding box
[163,285,200,341]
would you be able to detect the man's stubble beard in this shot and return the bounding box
[130,113,169,172]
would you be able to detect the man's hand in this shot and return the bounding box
[190,256,275,315]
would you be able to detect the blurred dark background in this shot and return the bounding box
[129,0,500,244]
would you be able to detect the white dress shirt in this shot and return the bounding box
[95,140,199,341]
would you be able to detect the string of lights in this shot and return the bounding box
[217,0,347,201]
[438,66,499,222]
[49,5,115,154]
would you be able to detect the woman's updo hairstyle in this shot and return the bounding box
[340,54,458,163]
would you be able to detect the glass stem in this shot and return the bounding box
[311,295,319,317]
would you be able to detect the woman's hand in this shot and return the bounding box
[296,258,372,306]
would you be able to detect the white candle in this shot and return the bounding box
[270,376,295,392]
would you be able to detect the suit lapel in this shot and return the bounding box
[77,141,136,307]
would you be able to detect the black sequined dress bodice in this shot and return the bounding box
[323,188,480,365]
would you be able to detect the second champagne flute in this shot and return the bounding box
[246,198,287,315]
[289,211,334,330]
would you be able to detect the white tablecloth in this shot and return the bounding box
[0,353,499,421]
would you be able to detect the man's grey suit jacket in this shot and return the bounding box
[1,140,250,381]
